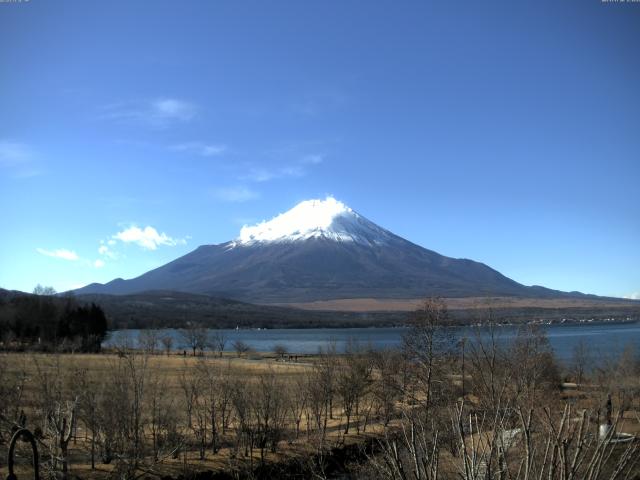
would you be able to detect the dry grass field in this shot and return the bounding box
[0,351,391,480]
[273,296,640,312]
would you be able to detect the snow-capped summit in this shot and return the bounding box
[236,196,392,246]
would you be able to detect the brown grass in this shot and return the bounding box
[269,296,640,312]
[1,352,382,479]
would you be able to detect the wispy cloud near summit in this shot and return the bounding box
[212,186,259,203]
[0,141,31,167]
[170,142,227,157]
[36,248,79,261]
[101,98,198,128]
[0,141,43,178]
[112,225,187,250]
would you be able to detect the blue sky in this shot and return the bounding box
[1,0,638,298]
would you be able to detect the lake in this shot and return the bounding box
[105,321,640,364]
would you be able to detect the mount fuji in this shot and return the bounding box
[74,197,590,304]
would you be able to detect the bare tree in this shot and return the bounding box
[510,324,560,409]
[366,407,440,480]
[467,320,512,416]
[253,371,288,462]
[47,400,77,478]
[371,349,402,427]
[233,340,251,358]
[138,329,159,355]
[161,335,174,356]
[317,342,338,420]
[33,355,78,478]
[191,373,209,460]
[76,367,100,470]
[456,402,639,480]
[273,344,288,360]
[179,366,198,435]
[230,376,254,462]
[210,331,227,357]
[403,298,453,414]
[33,284,57,296]
[213,360,234,436]
[195,360,220,454]
[180,325,208,356]
[597,342,640,421]
[571,339,589,385]
[148,370,180,462]
[100,350,149,477]
[288,374,309,439]
[305,347,337,451]
[0,354,28,440]
[336,342,373,434]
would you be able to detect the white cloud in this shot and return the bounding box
[301,154,324,165]
[170,142,227,157]
[98,243,118,260]
[212,186,259,203]
[291,91,347,116]
[242,165,305,183]
[12,168,44,178]
[101,98,197,128]
[233,216,257,226]
[152,98,197,121]
[36,248,79,261]
[37,246,109,268]
[0,141,43,178]
[0,141,32,167]
[112,225,187,250]
[624,292,640,300]
[280,165,305,177]
[242,168,278,183]
[241,152,323,183]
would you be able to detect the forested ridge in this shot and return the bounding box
[0,287,108,352]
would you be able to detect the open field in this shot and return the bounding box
[273,296,640,312]
[0,351,393,479]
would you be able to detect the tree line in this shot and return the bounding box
[0,286,108,352]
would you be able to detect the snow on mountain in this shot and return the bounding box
[235,196,393,246]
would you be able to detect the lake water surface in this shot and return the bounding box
[105,321,640,364]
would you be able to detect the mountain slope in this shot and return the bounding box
[74,198,593,303]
